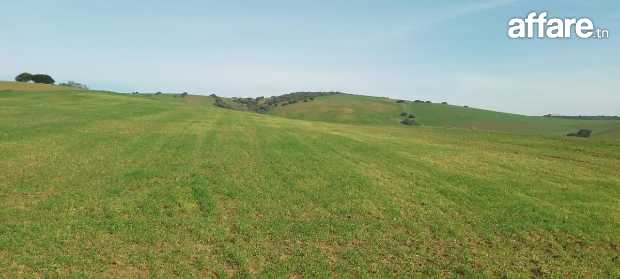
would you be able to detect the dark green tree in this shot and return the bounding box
[31,74,55,84]
[15,72,33,82]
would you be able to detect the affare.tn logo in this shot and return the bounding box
[508,11,609,39]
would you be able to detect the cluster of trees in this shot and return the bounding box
[224,91,341,113]
[232,96,263,111]
[58,81,88,90]
[271,91,339,104]
[15,73,55,84]
[398,99,449,105]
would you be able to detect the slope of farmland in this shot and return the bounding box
[1,89,619,277]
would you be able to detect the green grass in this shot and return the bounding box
[270,94,620,139]
[1,88,620,277]
[0,81,87,92]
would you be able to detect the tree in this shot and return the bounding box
[31,74,55,84]
[15,72,33,82]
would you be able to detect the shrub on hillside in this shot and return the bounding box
[441,101,448,105]
[408,114,416,118]
[15,72,33,82]
[256,106,269,113]
[214,97,234,109]
[396,100,406,103]
[400,118,417,126]
[59,81,88,90]
[567,129,592,138]
[400,112,408,117]
[180,92,188,97]
[154,92,162,95]
[31,74,55,84]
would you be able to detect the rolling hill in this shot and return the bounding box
[269,93,620,139]
[1,85,620,277]
[0,81,87,92]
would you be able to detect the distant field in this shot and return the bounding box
[270,94,620,139]
[1,87,620,277]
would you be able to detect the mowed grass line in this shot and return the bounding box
[1,91,619,277]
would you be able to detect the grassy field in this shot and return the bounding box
[0,81,86,92]
[270,94,620,139]
[1,85,620,277]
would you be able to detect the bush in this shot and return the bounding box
[567,129,592,138]
[214,97,230,108]
[59,81,88,90]
[441,101,448,105]
[15,72,33,82]
[400,118,417,126]
[400,112,408,116]
[256,106,269,113]
[154,92,162,95]
[31,74,55,84]
[408,114,416,118]
[180,92,188,97]
[396,100,406,103]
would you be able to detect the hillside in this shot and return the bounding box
[269,94,620,139]
[1,88,620,277]
[0,81,86,92]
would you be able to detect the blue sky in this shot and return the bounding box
[2,0,618,115]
